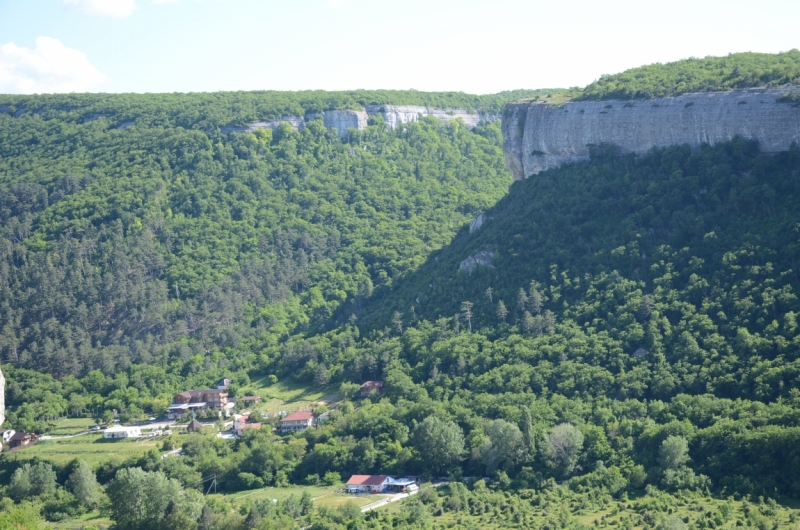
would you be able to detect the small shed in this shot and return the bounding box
[186,419,204,433]
[360,381,385,398]
[239,396,262,404]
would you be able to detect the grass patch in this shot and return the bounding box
[48,511,113,529]
[316,494,387,509]
[209,484,339,506]
[1,433,163,467]
[236,378,341,416]
[43,417,96,436]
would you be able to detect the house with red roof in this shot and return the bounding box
[346,475,390,493]
[235,423,262,437]
[279,411,314,434]
[345,475,418,494]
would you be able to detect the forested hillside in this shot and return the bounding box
[0,94,514,379]
[578,49,800,100]
[2,55,800,530]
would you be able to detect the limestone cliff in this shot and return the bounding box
[222,106,498,137]
[503,87,800,179]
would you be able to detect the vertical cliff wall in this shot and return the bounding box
[503,87,800,179]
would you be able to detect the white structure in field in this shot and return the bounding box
[104,426,142,439]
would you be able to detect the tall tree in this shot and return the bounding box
[68,460,102,510]
[496,300,508,322]
[542,423,584,477]
[460,301,474,332]
[106,467,182,530]
[413,416,465,476]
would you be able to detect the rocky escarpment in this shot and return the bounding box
[503,87,800,179]
[222,106,498,137]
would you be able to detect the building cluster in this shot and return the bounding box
[345,475,418,494]
[167,379,234,420]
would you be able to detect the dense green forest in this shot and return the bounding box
[2,53,800,529]
[0,88,549,130]
[578,50,800,100]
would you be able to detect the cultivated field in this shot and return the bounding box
[2,433,163,467]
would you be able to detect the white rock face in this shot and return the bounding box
[221,116,305,134]
[0,366,4,427]
[319,110,369,138]
[365,104,498,129]
[469,212,487,234]
[503,87,800,179]
[459,250,494,275]
[220,106,497,137]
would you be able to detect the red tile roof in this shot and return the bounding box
[347,475,390,486]
[280,411,313,422]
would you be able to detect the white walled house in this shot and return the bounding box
[279,411,313,433]
[103,426,142,439]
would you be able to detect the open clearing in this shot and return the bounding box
[238,377,341,416]
[2,433,163,467]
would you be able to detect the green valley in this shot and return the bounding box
[1,51,800,530]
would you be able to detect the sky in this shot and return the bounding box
[0,0,798,95]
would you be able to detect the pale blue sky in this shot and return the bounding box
[0,0,798,94]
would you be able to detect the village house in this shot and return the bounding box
[360,381,385,398]
[104,426,142,439]
[279,411,314,433]
[233,414,249,430]
[167,388,230,419]
[218,378,232,390]
[345,475,418,494]
[173,389,229,409]
[9,432,36,449]
[236,423,262,437]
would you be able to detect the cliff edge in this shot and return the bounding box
[503,87,800,179]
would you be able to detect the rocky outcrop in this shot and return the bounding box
[459,250,494,275]
[469,212,488,234]
[503,87,800,179]
[365,104,498,129]
[220,116,305,135]
[221,106,498,138]
[311,110,369,138]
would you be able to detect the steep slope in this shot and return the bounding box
[0,91,517,378]
[368,138,800,404]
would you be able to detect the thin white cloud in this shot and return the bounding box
[61,0,138,18]
[0,37,108,94]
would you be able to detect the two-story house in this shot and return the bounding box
[279,411,314,433]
